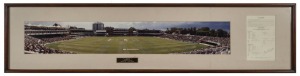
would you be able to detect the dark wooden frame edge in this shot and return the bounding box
[4,3,296,73]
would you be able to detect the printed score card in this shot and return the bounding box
[247,16,276,61]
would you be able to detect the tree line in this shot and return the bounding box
[165,27,230,37]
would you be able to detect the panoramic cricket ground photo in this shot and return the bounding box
[24,21,230,54]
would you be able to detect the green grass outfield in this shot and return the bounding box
[45,36,208,54]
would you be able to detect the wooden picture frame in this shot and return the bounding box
[4,3,296,73]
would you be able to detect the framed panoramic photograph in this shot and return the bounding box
[4,3,296,73]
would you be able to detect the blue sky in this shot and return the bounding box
[25,21,230,32]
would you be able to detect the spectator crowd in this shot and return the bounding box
[160,34,230,54]
[25,35,76,54]
[173,46,230,54]
[25,26,66,30]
